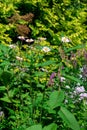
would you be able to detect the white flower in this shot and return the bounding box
[40,68,48,72]
[17,36,25,40]
[61,37,70,43]
[64,99,68,104]
[9,44,16,49]
[60,77,65,82]
[26,38,34,43]
[16,56,23,61]
[65,85,70,89]
[42,46,50,52]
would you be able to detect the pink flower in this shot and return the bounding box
[79,93,87,100]
[75,86,85,94]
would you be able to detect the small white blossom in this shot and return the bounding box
[26,38,34,43]
[61,37,70,43]
[64,99,68,104]
[17,36,25,40]
[42,46,50,52]
[65,85,70,89]
[40,68,48,72]
[60,77,65,82]
[9,44,16,49]
[16,56,23,61]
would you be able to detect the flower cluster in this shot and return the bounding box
[17,36,34,43]
[9,44,16,49]
[65,83,87,105]
[74,84,87,101]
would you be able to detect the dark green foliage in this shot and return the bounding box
[0,0,87,130]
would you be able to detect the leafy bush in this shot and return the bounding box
[0,0,87,130]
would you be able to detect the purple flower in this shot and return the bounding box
[75,86,85,94]
[79,93,87,100]
[48,72,56,86]
[50,72,56,80]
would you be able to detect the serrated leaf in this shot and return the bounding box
[58,106,80,130]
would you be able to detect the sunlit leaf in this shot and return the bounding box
[47,90,64,109]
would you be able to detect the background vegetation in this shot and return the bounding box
[0,0,87,130]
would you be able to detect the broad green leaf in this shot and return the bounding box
[47,90,64,109]
[43,123,57,130]
[26,124,42,130]
[58,106,81,130]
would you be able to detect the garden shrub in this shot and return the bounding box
[0,0,87,130]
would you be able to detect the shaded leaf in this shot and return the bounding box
[58,106,81,130]
[62,73,82,84]
[0,71,13,85]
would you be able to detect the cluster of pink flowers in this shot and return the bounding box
[65,83,87,104]
[74,85,87,100]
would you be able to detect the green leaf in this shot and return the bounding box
[65,44,85,53]
[0,71,13,85]
[36,60,56,67]
[0,96,11,103]
[0,86,6,91]
[58,106,81,130]
[34,71,46,76]
[47,90,64,109]
[26,124,42,130]
[43,123,57,130]
[62,73,82,84]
